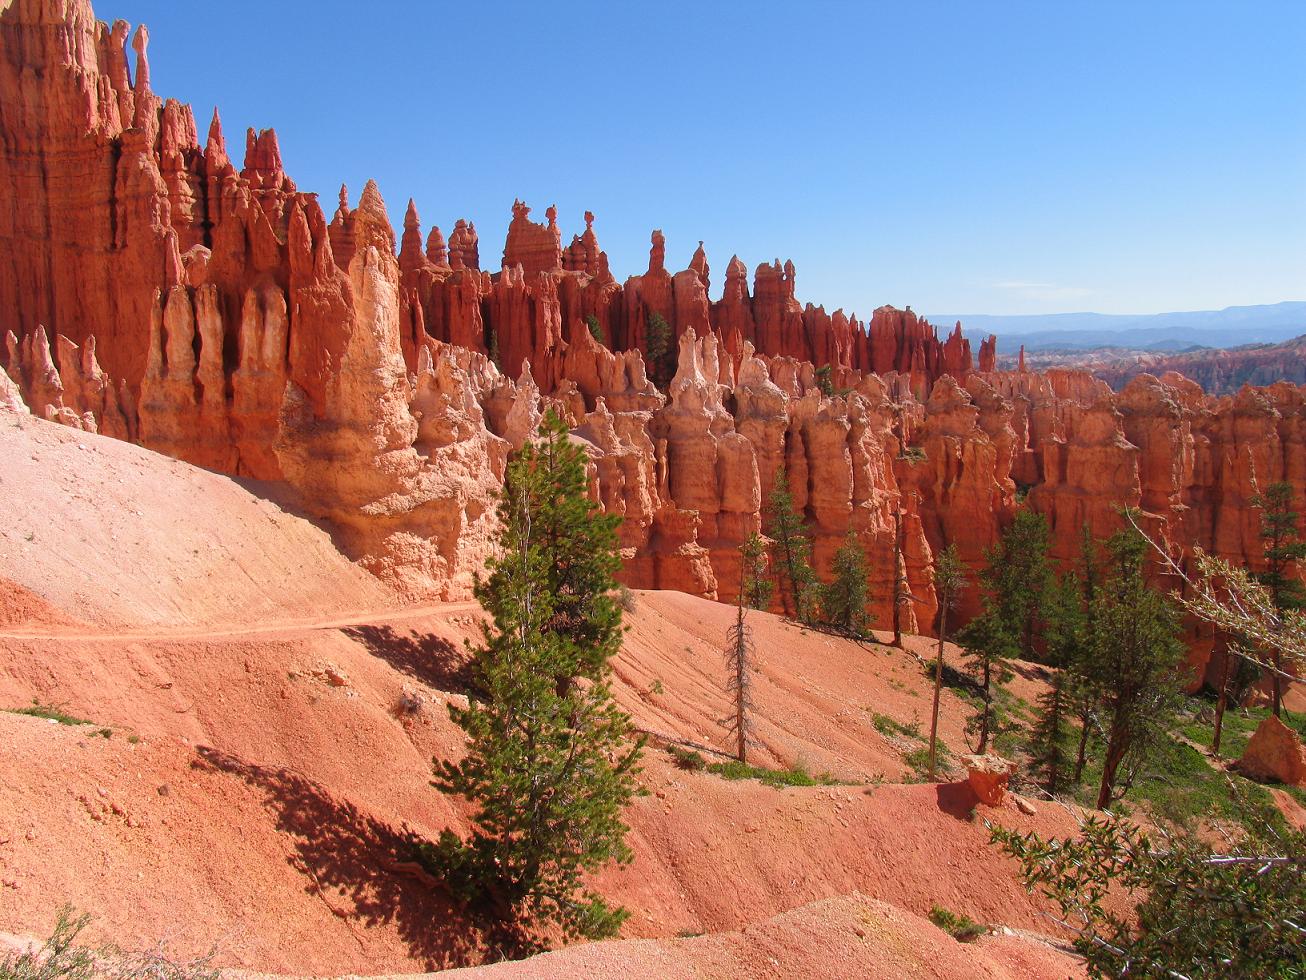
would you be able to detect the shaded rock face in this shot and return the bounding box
[1237,715,1306,788]
[1,1,1305,667]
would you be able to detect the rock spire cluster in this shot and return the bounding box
[2,0,1303,690]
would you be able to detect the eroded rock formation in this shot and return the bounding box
[1,0,1304,683]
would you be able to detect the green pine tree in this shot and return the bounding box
[429,412,643,948]
[823,529,871,635]
[1250,480,1306,716]
[512,412,625,690]
[1029,571,1089,794]
[813,364,834,397]
[1069,524,1101,784]
[955,605,1016,754]
[928,544,967,779]
[645,312,672,387]
[989,510,1053,661]
[764,467,818,623]
[584,314,605,346]
[1086,528,1185,809]
[739,532,774,611]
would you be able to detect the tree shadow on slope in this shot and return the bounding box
[935,781,982,821]
[192,746,477,970]
[340,624,476,695]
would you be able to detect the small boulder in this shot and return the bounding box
[1237,715,1306,788]
[962,753,1016,806]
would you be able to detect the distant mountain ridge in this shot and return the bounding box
[928,302,1306,354]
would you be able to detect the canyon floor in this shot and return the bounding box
[0,412,1084,978]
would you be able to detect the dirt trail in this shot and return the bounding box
[0,601,481,643]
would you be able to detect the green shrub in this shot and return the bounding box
[666,745,707,771]
[928,904,987,942]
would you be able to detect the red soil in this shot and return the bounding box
[0,415,1083,977]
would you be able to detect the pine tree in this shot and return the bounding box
[1029,571,1088,794]
[928,544,967,779]
[430,412,643,947]
[823,529,871,635]
[764,466,818,623]
[956,510,1053,755]
[1069,524,1101,784]
[1087,529,1185,809]
[955,605,1016,754]
[645,312,672,387]
[989,510,1053,661]
[1251,480,1306,716]
[813,364,834,397]
[514,411,624,690]
[584,313,605,346]
[739,532,773,611]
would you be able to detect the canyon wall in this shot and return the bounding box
[1088,337,1306,395]
[2,0,1304,688]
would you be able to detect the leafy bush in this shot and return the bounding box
[993,809,1306,977]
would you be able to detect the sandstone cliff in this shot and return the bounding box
[1,0,1304,689]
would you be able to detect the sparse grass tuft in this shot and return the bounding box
[1071,728,1287,834]
[903,743,954,781]
[616,584,637,613]
[707,758,841,789]
[5,701,98,728]
[872,713,922,740]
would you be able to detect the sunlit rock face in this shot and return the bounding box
[3,0,1304,683]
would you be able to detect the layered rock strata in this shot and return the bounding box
[2,0,1304,688]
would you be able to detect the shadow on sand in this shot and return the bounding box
[935,780,982,821]
[340,624,476,694]
[192,747,476,971]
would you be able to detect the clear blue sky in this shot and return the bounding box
[117,0,1304,317]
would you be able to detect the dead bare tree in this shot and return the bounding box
[724,601,756,763]
[723,533,767,763]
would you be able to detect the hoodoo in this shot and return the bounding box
[0,0,1303,693]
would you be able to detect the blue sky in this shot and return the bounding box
[118,0,1304,317]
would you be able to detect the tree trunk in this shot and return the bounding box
[1073,710,1091,783]
[977,659,991,754]
[1212,647,1232,756]
[1272,651,1283,718]
[928,603,947,779]
[1096,720,1128,810]
[1045,680,1063,795]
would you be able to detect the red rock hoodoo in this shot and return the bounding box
[2,0,1304,687]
